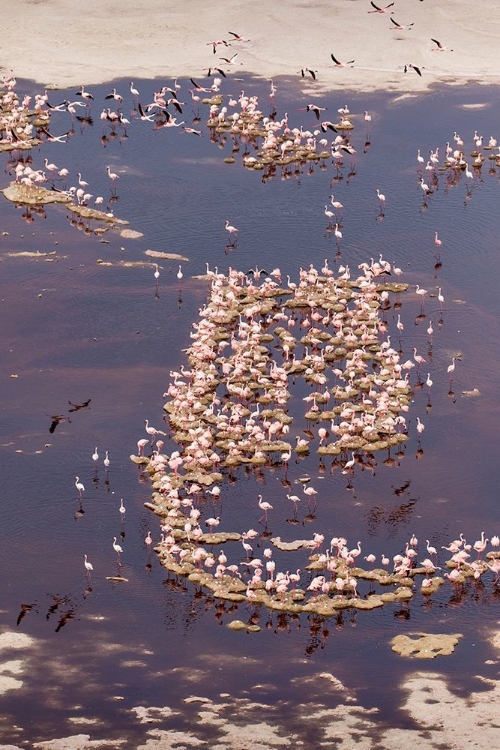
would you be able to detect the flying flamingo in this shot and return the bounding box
[431,38,453,52]
[330,53,355,67]
[368,2,394,14]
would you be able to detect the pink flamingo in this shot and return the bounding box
[257,494,273,523]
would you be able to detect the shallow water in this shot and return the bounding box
[1,76,500,746]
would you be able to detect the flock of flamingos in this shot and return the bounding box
[1,48,499,619]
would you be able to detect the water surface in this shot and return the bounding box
[1,76,499,746]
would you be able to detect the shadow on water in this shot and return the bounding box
[1,75,500,744]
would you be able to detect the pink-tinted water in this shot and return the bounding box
[0,77,499,745]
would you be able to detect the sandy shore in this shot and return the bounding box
[3,0,500,93]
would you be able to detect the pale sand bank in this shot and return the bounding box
[2,0,500,93]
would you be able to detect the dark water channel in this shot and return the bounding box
[0,76,499,746]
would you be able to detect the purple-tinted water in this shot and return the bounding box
[0,76,499,745]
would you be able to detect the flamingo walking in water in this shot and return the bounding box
[84,554,93,576]
[75,476,85,499]
[225,219,238,243]
[112,536,123,562]
[257,494,273,523]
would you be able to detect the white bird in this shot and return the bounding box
[84,554,94,573]
[104,450,110,468]
[75,476,85,498]
[177,264,183,280]
[426,539,437,556]
[225,219,238,242]
[119,498,126,517]
[77,172,89,188]
[257,494,273,522]
[112,536,123,558]
[92,447,99,462]
[415,284,427,303]
[324,205,335,224]
[303,485,318,498]
[154,263,160,280]
[106,165,119,185]
[145,419,166,442]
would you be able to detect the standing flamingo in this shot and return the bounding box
[75,476,85,499]
[112,536,123,562]
[447,357,456,383]
[257,494,273,523]
[225,219,238,243]
[376,188,386,209]
[84,554,93,576]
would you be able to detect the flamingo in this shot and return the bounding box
[324,205,335,225]
[77,172,89,188]
[473,531,488,558]
[330,53,355,67]
[106,166,119,191]
[84,555,93,575]
[75,476,85,498]
[75,85,94,101]
[431,38,453,52]
[225,219,238,243]
[415,284,427,308]
[376,188,386,208]
[137,438,149,456]
[112,536,123,560]
[257,494,273,523]
[368,1,394,14]
[426,539,437,557]
[447,357,456,381]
